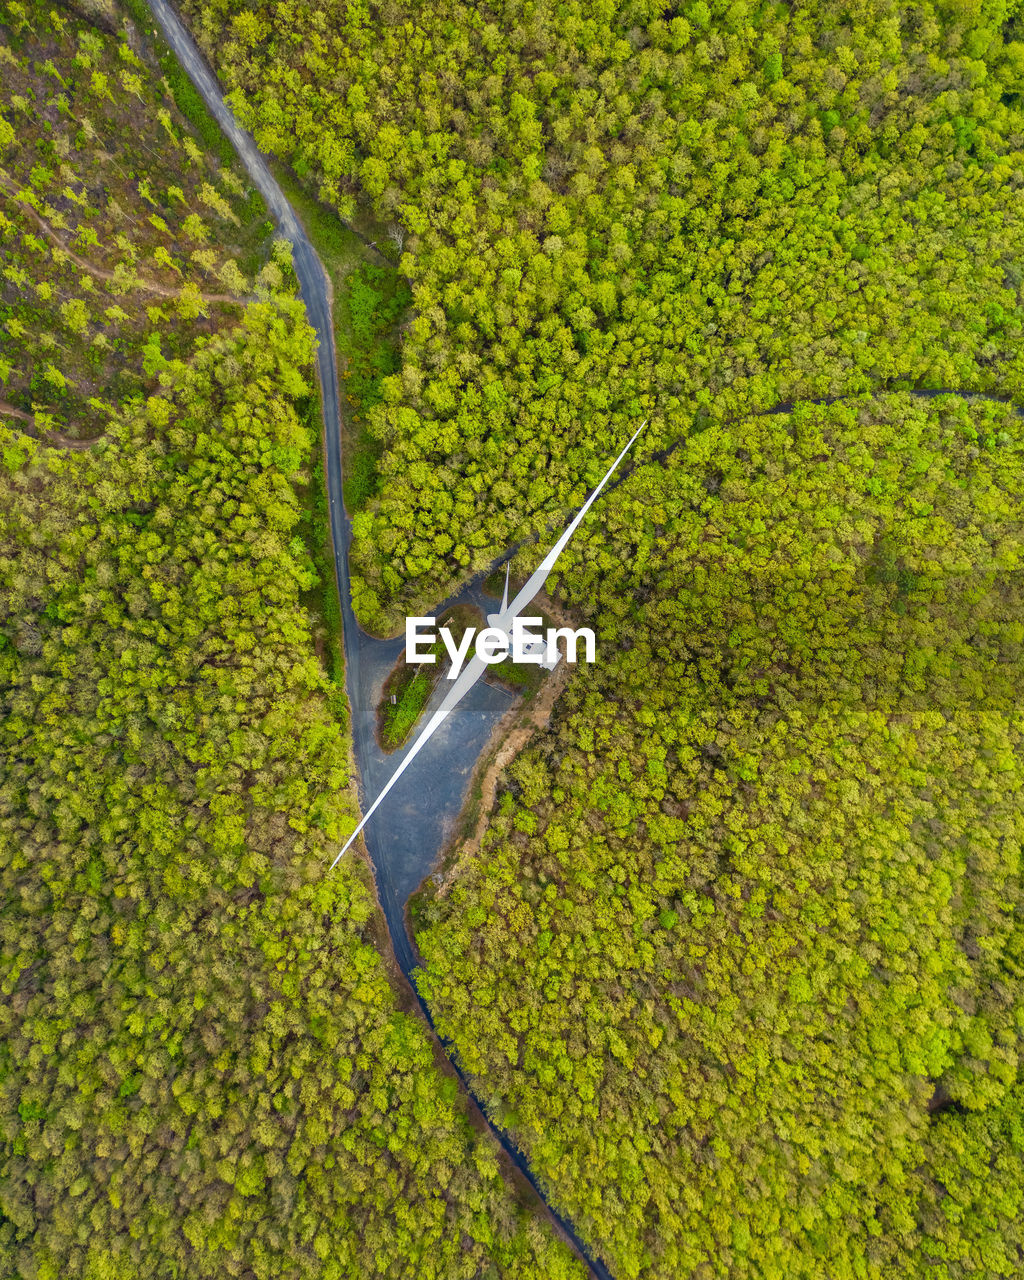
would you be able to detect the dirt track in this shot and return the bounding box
[0,400,100,449]
[0,175,245,304]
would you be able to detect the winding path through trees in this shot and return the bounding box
[140,1,614,1274]
[0,399,101,448]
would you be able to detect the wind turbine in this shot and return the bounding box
[485,564,559,670]
[329,420,647,871]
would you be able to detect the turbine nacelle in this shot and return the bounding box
[485,566,560,670]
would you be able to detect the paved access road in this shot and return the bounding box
[142,3,613,1276]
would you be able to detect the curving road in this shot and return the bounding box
[142,2,612,1276]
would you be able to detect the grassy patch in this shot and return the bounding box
[339,262,412,508]
[272,163,365,283]
[485,608,556,698]
[486,656,545,696]
[270,166,410,512]
[381,669,434,751]
[294,388,348,727]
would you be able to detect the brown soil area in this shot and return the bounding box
[434,651,573,895]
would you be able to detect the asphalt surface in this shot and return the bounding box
[142,4,613,1275]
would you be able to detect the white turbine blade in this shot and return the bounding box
[503,419,646,621]
[500,562,510,613]
[329,419,647,870]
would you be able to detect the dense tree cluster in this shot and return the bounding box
[896,1082,1024,1277]
[174,0,1024,1274]
[0,5,582,1277]
[9,0,1024,1274]
[0,303,581,1280]
[183,0,1024,629]
[339,261,412,510]
[417,394,1024,1278]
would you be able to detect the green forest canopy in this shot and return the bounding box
[184,0,1024,625]
[177,0,1024,1276]
[418,392,1024,1278]
[0,4,581,1278]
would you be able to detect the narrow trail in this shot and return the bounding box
[139,2,614,1276]
[0,175,245,304]
[0,399,100,449]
